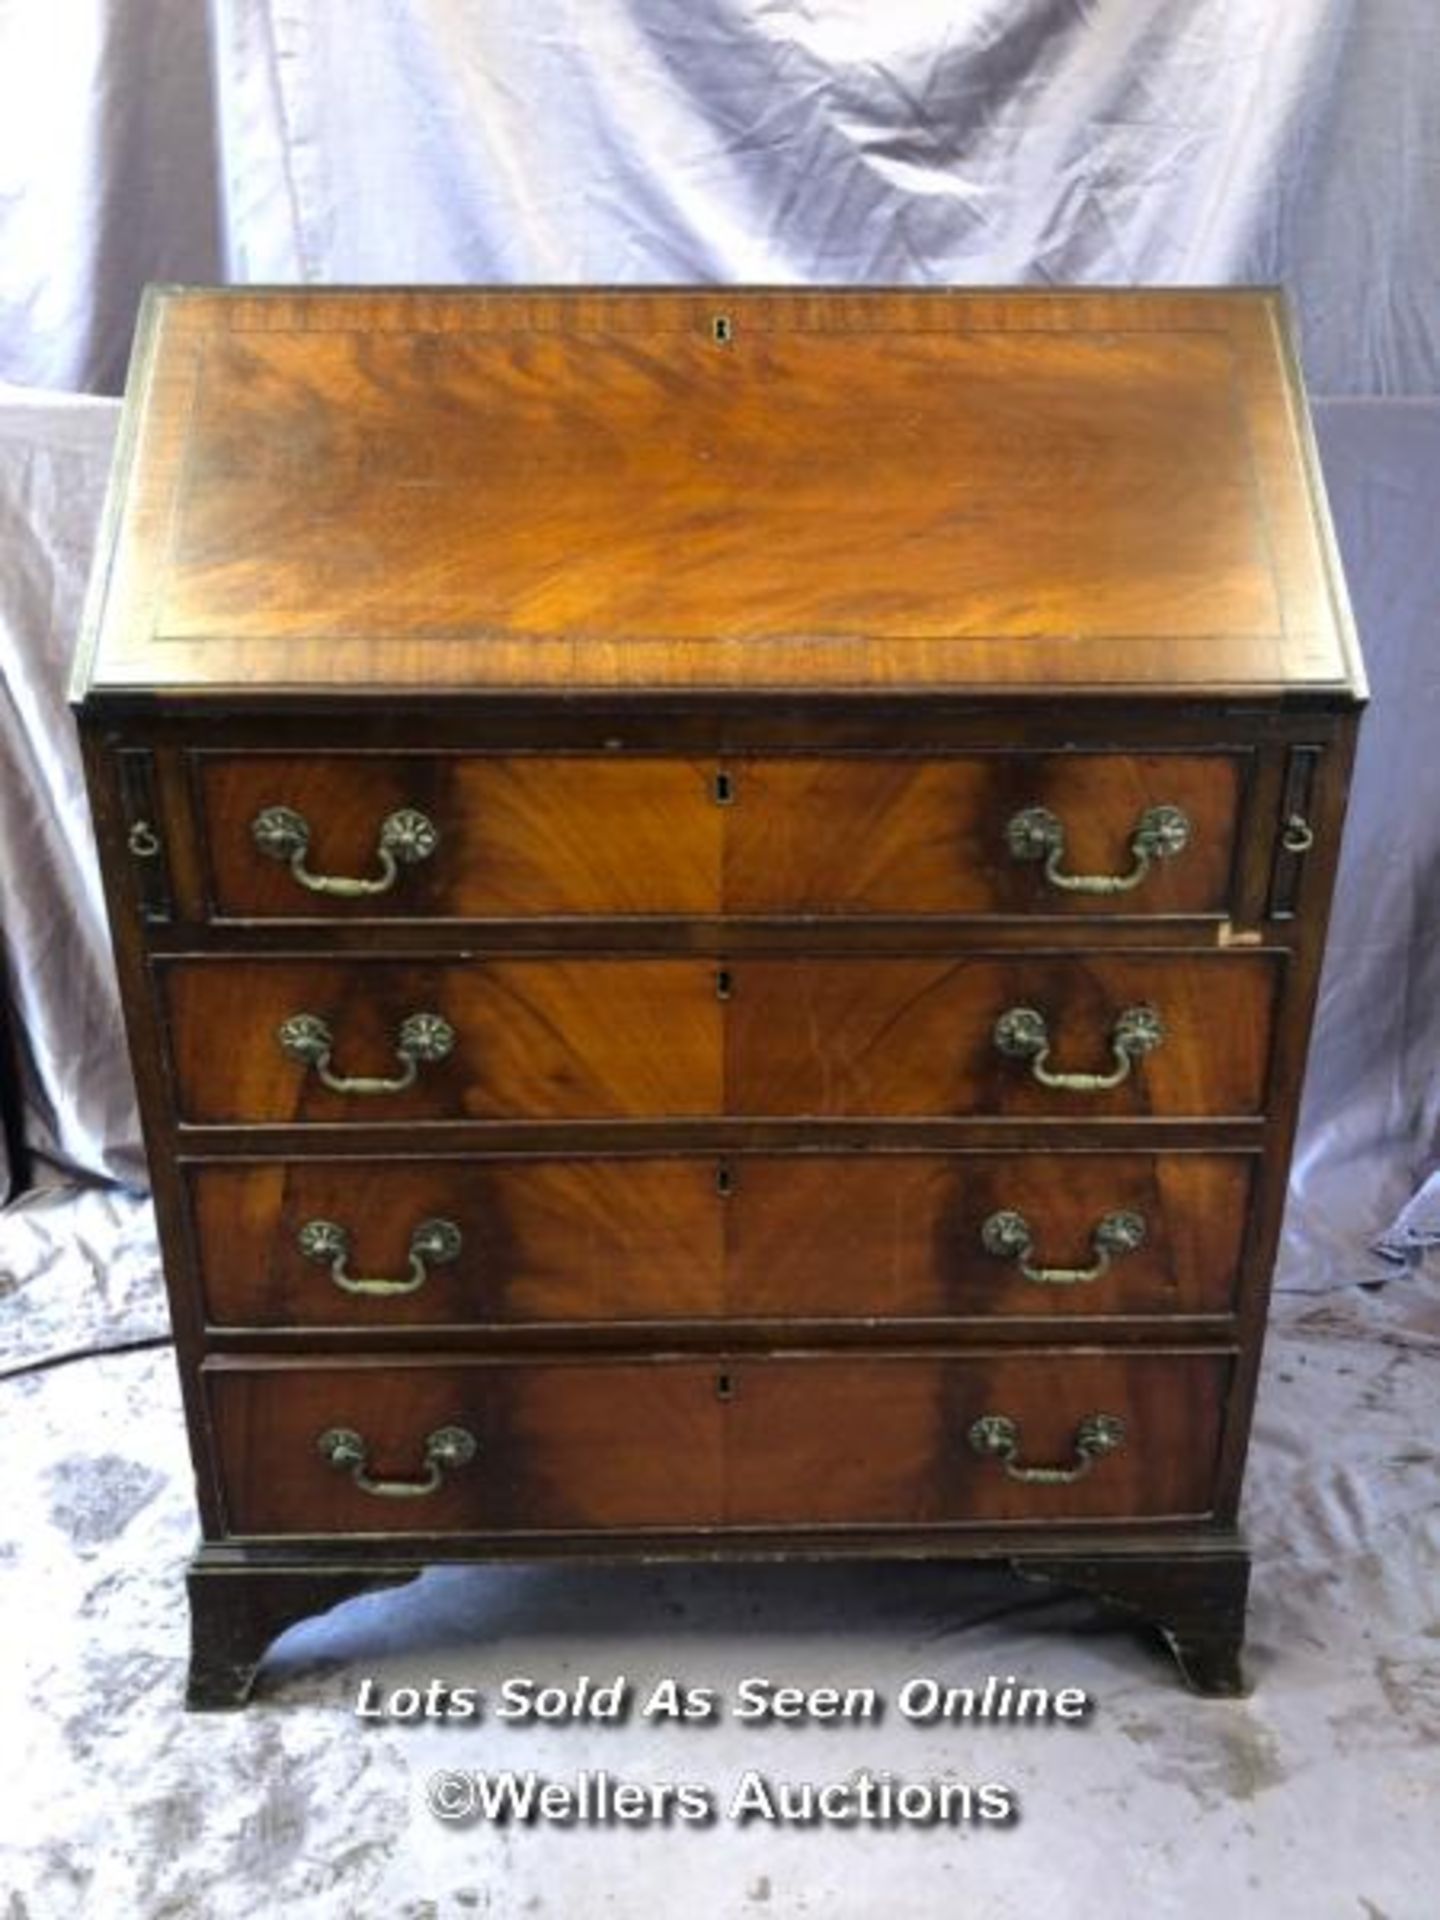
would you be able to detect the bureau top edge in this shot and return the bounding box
[70,682,1365,722]
[71,284,1365,707]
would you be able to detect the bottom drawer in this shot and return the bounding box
[207,1351,1229,1537]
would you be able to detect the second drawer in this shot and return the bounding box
[162,952,1279,1123]
[189,1151,1253,1329]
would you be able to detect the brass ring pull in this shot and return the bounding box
[297,1216,462,1295]
[967,1412,1126,1484]
[127,819,162,859]
[316,1424,477,1498]
[251,804,438,897]
[993,1004,1164,1091]
[1281,813,1315,855]
[277,1011,455,1094]
[981,1209,1145,1286]
[1006,804,1190,894]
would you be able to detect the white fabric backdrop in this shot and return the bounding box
[0,386,141,1189]
[2,1,1439,395]
[0,0,220,393]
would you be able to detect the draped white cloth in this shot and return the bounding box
[0,386,140,1192]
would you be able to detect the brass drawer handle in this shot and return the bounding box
[297,1216,462,1295]
[277,1010,455,1094]
[316,1424,477,1498]
[1006,804,1190,894]
[993,1004,1163,1091]
[968,1412,1126,1484]
[251,804,438,897]
[981,1209,1145,1285]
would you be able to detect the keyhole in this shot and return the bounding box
[712,313,733,346]
[713,768,736,806]
[715,967,734,1001]
[715,1162,735,1197]
[715,1371,737,1402]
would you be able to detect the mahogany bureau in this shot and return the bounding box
[72,287,1363,1708]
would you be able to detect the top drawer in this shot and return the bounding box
[194,752,1244,921]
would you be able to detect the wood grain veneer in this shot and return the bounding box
[196,751,1243,920]
[189,1152,1252,1330]
[162,951,1278,1124]
[74,288,1362,700]
[207,1351,1230,1535]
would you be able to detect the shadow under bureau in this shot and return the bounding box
[71,286,1363,1708]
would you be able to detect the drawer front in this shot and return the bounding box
[729,954,1277,1118]
[199,755,721,918]
[208,1351,1230,1536]
[163,953,1276,1124]
[196,752,1242,921]
[192,1158,726,1327]
[163,958,722,1124]
[190,1153,1250,1329]
[725,1152,1250,1322]
[728,754,1242,916]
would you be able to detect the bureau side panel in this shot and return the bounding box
[74,721,225,1533]
[1210,713,1363,1518]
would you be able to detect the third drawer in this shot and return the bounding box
[189,1151,1254,1329]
